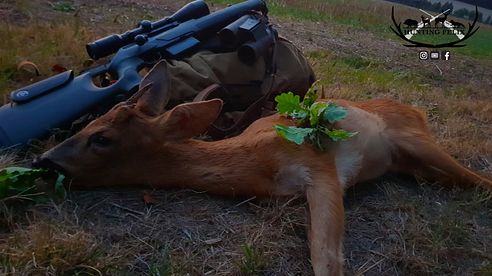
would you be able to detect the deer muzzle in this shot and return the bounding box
[32,156,68,175]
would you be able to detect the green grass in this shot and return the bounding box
[148,248,172,276]
[452,29,492,58]
[410,27,492,59]
[237,244,268,275]
[306,51,422,101]
[210,0,385,30]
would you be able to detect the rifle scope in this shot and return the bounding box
[86,0,210,60]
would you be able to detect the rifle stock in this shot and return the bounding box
[0,58,143,148]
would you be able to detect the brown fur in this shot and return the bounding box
[36,62,492,275]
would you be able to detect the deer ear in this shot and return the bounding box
[159,99,223,140]
[135,61,171,116]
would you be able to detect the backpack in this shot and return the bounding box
[164,37,315,139]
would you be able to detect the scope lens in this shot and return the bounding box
[86,35,124,60]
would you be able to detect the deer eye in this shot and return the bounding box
[88,133,112,148]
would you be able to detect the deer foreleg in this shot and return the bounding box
[306,170,345,276]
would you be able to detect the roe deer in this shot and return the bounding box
[33,62,492,276]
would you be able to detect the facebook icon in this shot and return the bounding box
[442,51,450,60]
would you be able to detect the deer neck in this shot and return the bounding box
[148,138,275,196]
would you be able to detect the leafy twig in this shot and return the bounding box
[0,166,66,202]
[274,82,357,150]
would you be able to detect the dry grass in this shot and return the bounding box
[0,22,94,95]
[0,220,127,274]
[0,150,17,170]
[0,0,491,275]
[1,183,490,275]
[1,191,312,275]
[344,178,492,275]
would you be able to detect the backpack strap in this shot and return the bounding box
[193,32,278,139]
[193,83,225,102]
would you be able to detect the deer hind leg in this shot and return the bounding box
[390,130,492,190]
[305,169,345,276]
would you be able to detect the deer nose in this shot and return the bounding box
[32,157,67,174]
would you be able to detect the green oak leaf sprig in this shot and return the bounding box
[0,166,66,202]
[274,82,357,149]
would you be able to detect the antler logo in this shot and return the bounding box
[390,5,480,48]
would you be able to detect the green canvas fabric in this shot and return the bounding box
[165,38,315,108]
[160,38,315,137]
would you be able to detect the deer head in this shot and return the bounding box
[33,61,223,187]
